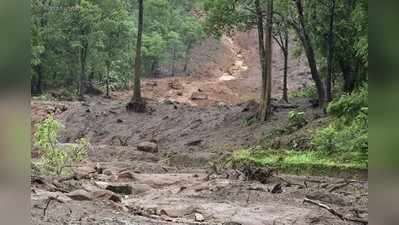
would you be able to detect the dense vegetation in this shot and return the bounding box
[31,0,204,96]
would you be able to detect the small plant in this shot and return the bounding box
[289,85,317,99]
[288,111,306,128]
[35,114,89,176]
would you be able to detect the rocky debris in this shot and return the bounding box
[73,166,97,179]
[92,190,122,203]
[67,189,93,201]
[106,184,133,195]
[161,205,197,218]
[240,165,278,184]
[116,171,137,182]
[137,142,158,153]
[176,91,183,96]
[32,189,72,203]
[191,92,208,100]
[194,213,205,222]
[145,81,158,87]
[168,80,184,90]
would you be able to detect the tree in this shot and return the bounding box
[273,0,290,102]
[290,0,326,108]
[325,0,336,102]
[204,0,274,121]
[127,0,146,112]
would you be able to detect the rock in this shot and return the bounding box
[117,119,123,123]
[137,142,158,153]
[162,205,196,218]
[95,181,110,189]
[116,171,137,182]
[195,213,205,222]
[176,91,183,96]
[168,80,184,90]
[106,184,133,195]
[67,189,93,201]
[191,92,208,100]
[92,190,122,203]
[131,184,153,194]
[73,166,96,179]
[32,190,72,203]
[145,81,158,87]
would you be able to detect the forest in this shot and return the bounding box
[31,0,368,224]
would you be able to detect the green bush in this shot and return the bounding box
[288,111,306,128]
[312,85,368,155]
[35,114,89,176]
[289,86,317,99]
[327,84,368,122]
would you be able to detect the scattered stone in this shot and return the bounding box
[145,81,158,87]
[67,189,93,201]
[137,142,158,153]
[92,190,122,203]
[191,92,208,100]
[117,171,137,182]
[194,213,205,222]
[106,184,133,195]
[95,181,109,189]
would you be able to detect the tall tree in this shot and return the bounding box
[325,0,336,102]
[127,0,146,112]
[290,0,326,107]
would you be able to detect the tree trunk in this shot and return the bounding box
[33,64,43,95]
[105,63,110,97]
[127,0,145,112]
[282,30,289,103]
[184,42,192,75]
[326,0,336,102]
[255,0,270,121]
[293,0,325,108]
[264,0,273,116]
[340,59,356,93]
[78,44,87,100]
[172,47,176,76]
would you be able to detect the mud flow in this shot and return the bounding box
[31,33,367,225]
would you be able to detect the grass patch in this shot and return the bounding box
[230,148,368,179]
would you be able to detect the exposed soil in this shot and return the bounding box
[31,32,367,225]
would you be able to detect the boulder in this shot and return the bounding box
[195,213,205,222]
[137,142,158,153]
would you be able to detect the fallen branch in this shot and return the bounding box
[329,181,354,193]
[43,195,60,216]
[304,198,368,224]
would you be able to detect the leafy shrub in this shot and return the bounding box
[289,85,317,99]
[312,85,368,155]
[35,114,89,176]
[327,84,368,122]
[288,111,306,128]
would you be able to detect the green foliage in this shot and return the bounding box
[35,114,88,176]
[288,111,306,127]
[289,86,317,99]
[31,0,205,94]
[312,85,368,156]
[230,148,367,177]
[327,84,368,122]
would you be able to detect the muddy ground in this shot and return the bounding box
[31,32,367,224]
[31,97,368,225]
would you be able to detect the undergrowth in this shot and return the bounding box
[230,84,368,178]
